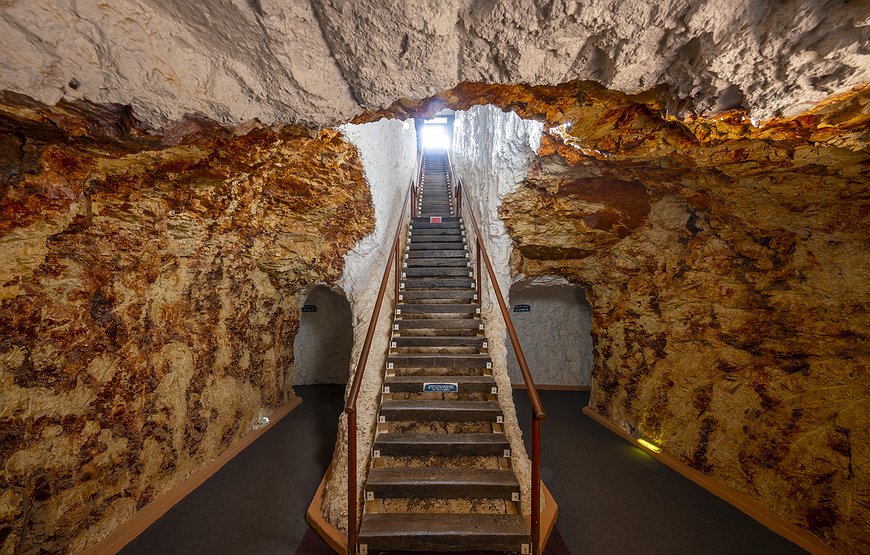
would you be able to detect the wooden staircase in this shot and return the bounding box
[356,150,531,554]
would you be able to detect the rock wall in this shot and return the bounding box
[0,94,373,554]
[292,285,353,385]
[321,118,418,530]
[507,278,594,387]
[483,85,868,553]
[2,1,867,126]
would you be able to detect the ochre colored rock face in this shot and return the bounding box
[0,94,373,553]
[1,80,867,554]
[492,85,867,554]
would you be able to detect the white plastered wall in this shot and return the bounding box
[321,118,418,530]
[451,105,544,513]
[293,285,354,384]
[507,277,594,388]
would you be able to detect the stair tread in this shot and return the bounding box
[388,353,490,360]
[375,432,508,446]
[412,217,458,223]
[397,303,479,313]
[367,467,518,488]
[381,400,502,421]
[359,513,529,550]
[400,290,475,298]
[386,374,495,385]
[393,336,484,345]
[409,243,465,249]
[405,259,469,267]
[395,319,482,329]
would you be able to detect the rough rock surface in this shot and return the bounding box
[321,118,418,531]
[2,1,868,126]
[507,278,594,387]
[0,93,373,554]
[448,84,867,553]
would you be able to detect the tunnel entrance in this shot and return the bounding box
[507,280,594,388]
[292,285,353,384]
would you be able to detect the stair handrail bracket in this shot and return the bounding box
[344,152,421,554]
[447,150,546,554]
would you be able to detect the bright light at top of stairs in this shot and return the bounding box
[422,123,449,150]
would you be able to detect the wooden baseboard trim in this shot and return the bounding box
[512,384,591,392]
[306,470,558,555]
[82,397,304,555]
[306,469,348,555]
[581,406,839,555]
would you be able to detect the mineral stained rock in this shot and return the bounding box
[0,93,373,554]
[1,73,868,554]
[2,1,867,126]
[482,84,867,553]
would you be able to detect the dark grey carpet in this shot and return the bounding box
[121,385,344,555]
[121,386,807,555]
[512,390,806,554]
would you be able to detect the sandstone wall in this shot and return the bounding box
[0,95,373,554]
[489,85,869,553]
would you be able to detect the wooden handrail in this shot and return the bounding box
[447,150,546,554]
[345,151,421,554]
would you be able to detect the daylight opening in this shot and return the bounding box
[421,121,449,150]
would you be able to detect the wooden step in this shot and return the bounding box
[387,353,491,368]
[392,336,485,348]
[408,242,465,250]
[384,374,496,394]
[380,400,501,422]
[393,335,487,349]
[412,217,458,223]
[400,290,475,301]
[374,432,510,457]
[407,250,467,259]
[358,513,529,552]
[397,303,479,314]
[395,319,482,330]
[365,468,519,499]
[405,258,468,267]
[404,267,471,278]
[404,277,474,289]
[409,230,463,238]
[412,222,462,230]
[409,235,465,244]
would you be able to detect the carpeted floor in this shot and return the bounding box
[121,386,806,555]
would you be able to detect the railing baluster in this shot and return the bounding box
[476,238,482,302]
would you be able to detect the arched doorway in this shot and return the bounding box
[292,285,353,384]
[507,279,594,388]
